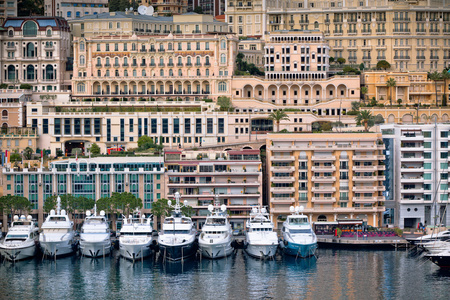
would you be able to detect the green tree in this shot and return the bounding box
[18,0,44,16]
[397,99,402,106]
[442,70,450,107]
[0,195,32,217]
[355,110,374,132]
[429,71,442,107]
[193,6,203,14]
[351,101,361,111]
[151,198,171,230]
[329,57,335,64]
[337,57,346,65]
[137,135,154,148]
[89,143,101,155]
[217,96,234,112]
[43,195,58,214]
[386,77,397,106]
[376,60,391,70]
[236,52,245,71]
[23,147,33,160]
[111,192,143,217]
[268,110,290,132]
[360,86,368,104]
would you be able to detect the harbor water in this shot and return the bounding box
[1,249,449,299]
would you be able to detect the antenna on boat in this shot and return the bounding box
[168,192,187,213]
[94,203,97,216]
[214,194,220,207]
[56,196,61,215]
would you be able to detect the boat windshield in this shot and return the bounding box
[164,230,191,234]
[206,218,226,225]
[289,217,309,225]
[204,231,226,234]
[82,229,108,233]
[250,228,272,232]
[121,232,150,236]
[48,217,67,222]
[85,219,105,224]
[43,228,70,234]
[6,234,28,239]
[289,229,313,234]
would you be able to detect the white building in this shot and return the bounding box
[381,123,450,229]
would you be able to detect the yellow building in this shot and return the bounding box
[267,132,386,228]
[227,0,450,71]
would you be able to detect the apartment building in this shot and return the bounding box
[165,148,262,229]
[70,12,236,101]
[226,0,450,71]
[381,123,450,229]
[231,31,360,113]
[0,0,16,23]
[44,0,109,19]
[1,156,165,226]
[267,132,386,229]
[141,0,188,15]
[0,16,72,92]
[191,0,226,16]
[363,71,446,106]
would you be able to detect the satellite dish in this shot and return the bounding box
[167,200,172,206]
[208,205,214,212]
[13,215,19,221]
[86,210,91,216]
[289,206,295,213]
[129,7,134,12]
[50,210,55,216]
[147,6,154,16]
[61,209,66,216]
[299,206,305,212]
[138,5,147,15]
[100,210,105,216]
[27,215,32,221]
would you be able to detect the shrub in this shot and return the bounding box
[20,83,32,90]
[394,228,403,236]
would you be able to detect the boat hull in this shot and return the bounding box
[245,243,278,259]
[198,240,233,259]
[427,254,450,268]
[159,241,198,262]
[281,241,318,258]
[0,243,37,261]
[40,240,77,258]
[119,242,152,261]
[80,240,111,258]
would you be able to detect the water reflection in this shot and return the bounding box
[0,249,449,299]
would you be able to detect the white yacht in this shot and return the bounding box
[244,207,278,259]
[406,230,450,245]
[119,213,153,261]
[158,192,197,262]
[0,215,39,261]
[198,202,233,259]
[79,208,111,258]
[279,206,317,258]
[39,197,77,258]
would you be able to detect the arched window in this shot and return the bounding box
[7,65,16,80]
[97,57,101,66]
[2,110,8,118]
[115,57,119,66]
[8,30,13,37]
[178,56,182,65]
[80,41,85,51]
[26,42,35,57]
[314,21,319,29]
[196,56,201,65]
[317,215,327,222]
[106,57,110,65]
[80,55,85,65]
[187,56,191,64]
[124,57,128,66]
[205,56,210,65]
[169,69,173,76]
[46,29,52,37]
[23,21,37,37]
[218,81,227,92]
[160,69,164,76]
[26,65,35,80]
[142,69,146,76]
[196,69,200,76]
[220,53,226,64]
[159,57,164,65]
[45,65,55,80]
[221,39,226,49]
[77,83,85,92]
[206,69,209,76]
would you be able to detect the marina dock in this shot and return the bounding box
[317,235,410,249]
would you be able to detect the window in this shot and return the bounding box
[218,82,227,92]
[424,163,432,169]
[220,54,226,64]
[423,131,432,138]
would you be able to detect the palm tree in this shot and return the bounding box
[355,110,374,132]
[386,78,396,106]
[428,71,442,107]
[441,70,450,106]
[360,86,368,104]
[268,109,290,132]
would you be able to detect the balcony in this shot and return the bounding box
[352,197,378,204]
[401,166,424,172]
[401,187,424,194]
[270,165,295,172]
[311,186,336,193]
[311,165,336,172]
[158,63,165,67]
[393,18,410,22]
[376,29,386,34]
[352,165,377,172]
[401,176,424,183]
[271,156,295,161]
[311,197,336,203]
[311,176,336,183]
[394,56,410,60]
[270,197,295,204]
[430,56,440,60]
[311,156,335,161]
[401,145,424,151]
[270,176,295,182]
[401,134,424,141]
[270,186,295,193]
[400,155,424,162]
[352,176,376,182]
[393,29,411,34]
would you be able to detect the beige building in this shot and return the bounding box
[267,132,386,228]
[226,0,450,71]
[44,0,109,19]
[0,0,17,23]
[363,71,446,106]
[141,0,188,15]
[1,16,72,92]
[165,148,262,229]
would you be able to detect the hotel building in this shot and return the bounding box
[0,16,72,92]
[70,12,236,101]
[44,0,109,19]
[226,0,450,71]
[267,132,386,228]
[1,156,165,226]
[381,123,450,229]
[165,148,262,229]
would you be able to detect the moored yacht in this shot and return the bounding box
[79,208,111,258]
[426,245,450,268]
[198,201,233,259]
[158,192,197,262]
[406,230,450,245]
[244,207,278,259]
[279,206,317,258]
[39,196,77,258]
[0,215,39,261]
[119,213,153,261]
